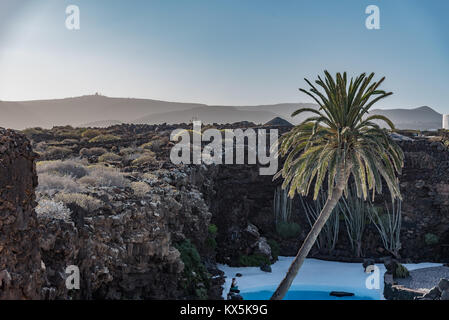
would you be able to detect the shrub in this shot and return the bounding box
[37,160,88,179]
[119,147,138,156]
[34,142,49,153]
[35,199,71,221]
[131,181,151,197]
[42,146,73,160]
[77,175,98,187]
[82,165,130,188]
[267,239,280,261]
[89,134,120,143]
[22,127,45,137]
[98,153,122,162]
[81,129,101,139]
[395,263,410,278]
[239,254,270,267]
[79,147,107,157]
[61,138,79,145]
[425,233,439,246]
[275,222,301,239]
[53,126,81,139]
[174,240,209,299]
[37,173,84,195]
[54,192,104,212]
[131,152,156,166]
[208,224,218,236]
[205,224,218,250]
[140,140,163,152]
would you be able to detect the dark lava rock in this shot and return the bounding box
[260,264,272,273]
[363,259,375,272]
[383,257,399,275]
[0,128,43,299]
[422,287,441,300]
[438,278,449,292]
[330,291,354,297]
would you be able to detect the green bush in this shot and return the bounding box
[395,263,410,278]
[238,254,270,267]
[205,237,217,251]
[89,134,120,143]
[425,233,439,246]
[267,239,280,261]
[175,240,209,299]
[208,224,218,236]
[276,222,301,239]
[205,224,218,250]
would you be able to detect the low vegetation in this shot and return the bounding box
[89,134,120,143]
[35,199,72,221]
[131,181,151,197]
[238,253,271,267]
[175,240,210,300]
[275,222,301,239]
[54,192,104,212]
[395,263,410,278]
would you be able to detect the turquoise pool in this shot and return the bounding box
[241,289,375,300]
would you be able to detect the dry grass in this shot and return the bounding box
[37,159,88,178]
[131,152,156,166]
[55,192,104,212]
[98,152,122,162]
[37,173,85,195]
[131,181,151,197]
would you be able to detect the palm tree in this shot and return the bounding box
[270,71,404,300]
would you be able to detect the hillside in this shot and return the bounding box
[0,95,442,130]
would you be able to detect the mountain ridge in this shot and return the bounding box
[0,95,442,130]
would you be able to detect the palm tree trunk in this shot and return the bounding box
[270,170,348,300]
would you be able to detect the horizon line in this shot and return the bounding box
[0,93,436,112]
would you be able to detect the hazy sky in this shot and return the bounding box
[0,0,448,111]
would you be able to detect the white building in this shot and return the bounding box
[443,114,449,129]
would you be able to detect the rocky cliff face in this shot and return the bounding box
[0,127,221,300]
[395,139,449,261]
[38,167,218,299]
[0,129,43,299]
[3,124,449,300]
[205,137,449,264]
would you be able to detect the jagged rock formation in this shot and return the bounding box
[3,123,449,300]
[0,129,43,299]
[0,127,222,300]
[38,167,217,299]
[202,136,449,264]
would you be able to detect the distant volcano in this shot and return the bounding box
[265,117,293,127]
